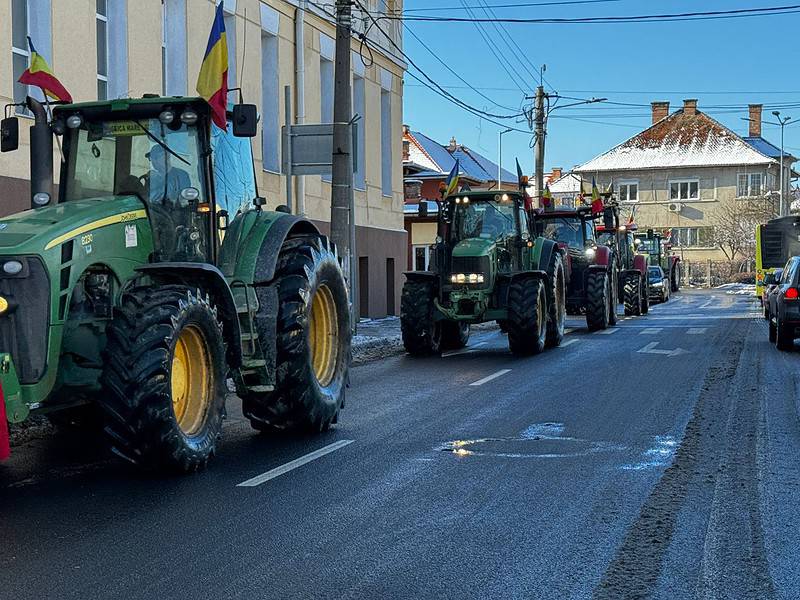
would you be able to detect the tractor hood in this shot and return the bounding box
[0,196,146,255]
[452,237,495,257]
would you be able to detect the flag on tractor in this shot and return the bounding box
[196,2,229,129]
[590,177,604,214]
[516,159,534,210]
[0,383,9,461]
[17,37,72,103]
[541,184,553,208]
[627,204,637,225]
[444,159,460,197]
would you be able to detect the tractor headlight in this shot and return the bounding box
[451,273,466,284]
[33,192,50,206]
[585,247,596,259]
[0,296,8,315]
[450,273,485,284]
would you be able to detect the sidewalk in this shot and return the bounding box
[352,316,404,365]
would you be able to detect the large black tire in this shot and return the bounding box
[769,318,777,343]
[623,272,642,316]
[545,252,566,348]
[401,279,440,355]
[776,319,794,351]
[670,264,680,292]
[507,277,547,355]
[641,277,650,314]
[586,271,610,331]
[608,265,619,326]
[440,321,470,351]
[99,286,227,472]
[243,235,350,433]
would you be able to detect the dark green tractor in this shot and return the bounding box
[401,190,566,355]
[0,95,350,472]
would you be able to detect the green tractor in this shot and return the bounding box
[401,189,566,355]
[0,95,350,472]
[634,229,681,294]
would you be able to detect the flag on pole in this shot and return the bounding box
[627,204,637,225]
[17,37,72,103]
[590,177,604,214]
[517,159,534,210]
[196,2,229,129]
[541,184,553,208]
[444,159,460,197]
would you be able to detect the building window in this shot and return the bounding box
[618,180,638,203]
[12,0,30,108]
[353,74,366,190]
[413,245,430,271]
[737,173,763,197]
[672,226,715,248]
[222,3,236,95]
[320,54,334,182]
[97,0,109,99]
[261,30,279,173]
[380,89,392,196]
[669,179,699,201]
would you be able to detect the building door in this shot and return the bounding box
[359,257,369,318]
[412,245,430,271]
[386,257,395,315]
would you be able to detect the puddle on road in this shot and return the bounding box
[437,422,627,459]
[620,435,677,471]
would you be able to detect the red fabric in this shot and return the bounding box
[591,198,604,214]
[0,383,9,461]
[207,72,228,130]
[18,69,73,103]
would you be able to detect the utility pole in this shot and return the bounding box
[331,0,356,319]
[772,111,791,216]
[533,85,547,208]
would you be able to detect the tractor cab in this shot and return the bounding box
[532,206,598,264]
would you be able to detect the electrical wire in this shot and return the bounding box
[403,0,625,13]
[474,0,542,86]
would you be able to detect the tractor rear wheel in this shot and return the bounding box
[641,277,650,314]
[401,279,440,355]
[507,277,547,355]
[99,286,227,472]
[243,235,350,433]
[671,265,681,292]
[586,271,610,331]
[623,272,642,316]
[608,265,619,326]
[440,321,470,350]
[545,252,566,348]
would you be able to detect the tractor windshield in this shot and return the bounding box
[538,217,586,248]
[637,237,660,254]
[451,199,516,242]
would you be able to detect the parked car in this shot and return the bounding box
[648,266,670,303]
[767,258,800,350]
[763,268,783,319]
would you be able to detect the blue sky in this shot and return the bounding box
[401,0,800,177]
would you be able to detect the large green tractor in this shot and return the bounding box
[0,95,350,472]
[634,229,681,293]
[401,190,565,355]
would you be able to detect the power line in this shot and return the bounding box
[403,0,624,13]
[474,0,542,85]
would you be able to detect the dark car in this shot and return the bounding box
[767,257,800,350]
[648,266,670,303]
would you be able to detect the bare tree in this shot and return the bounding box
[710,200,776,275]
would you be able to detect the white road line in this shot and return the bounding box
[559,339,579,348]
[237,440,354,487]
[442,342,487,357]
[597,328,619,335]
[639,327,663,335]
[686,327,707,335]
[564,327,577,334]
[469,369,511,386]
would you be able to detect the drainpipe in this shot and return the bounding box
[27,97,53,208]
[295,0,306,216]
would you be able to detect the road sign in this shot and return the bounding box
[281,122,358,176]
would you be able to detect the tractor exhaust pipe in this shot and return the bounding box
[26,96,53,209]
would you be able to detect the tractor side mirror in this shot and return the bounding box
[0,117,19,153]
[217,210,229,231]
[418,201,428,218]
[232,104,258,138]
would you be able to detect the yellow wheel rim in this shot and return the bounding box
[309,284,339,387]
[171,325,213,436]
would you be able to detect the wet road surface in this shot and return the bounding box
[1,289,798,599]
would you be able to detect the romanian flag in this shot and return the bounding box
[17,38,72,103]
[443,159,460,197]
[0,383,9,461]
[196,2,229,129]
[541,184,553,208]
[627,204,637,225]
[590,177,604,214]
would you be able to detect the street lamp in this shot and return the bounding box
[498,128,513,190]
[772,111,792,216]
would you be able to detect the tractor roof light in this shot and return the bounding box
[2,261,23,275]
[618,225,627,232]
[33,192,51,206]
[66,114,83,129]
[180,109,199,125]
[159,110,176,125]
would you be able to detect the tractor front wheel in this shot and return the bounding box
[99,286,227,472]
[401,279,440,355]
[641,278,650,314]
[440,321,470,351]
[507,277,547,355]
[244,235,350,433]
[545,252,566,348]
[671,265,681,292]
[586,271,610,331]
[623,272,642,316]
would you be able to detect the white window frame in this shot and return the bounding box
[12,0,31,113]
[97,1,109,99]
[617,179,639,203]
[220,1,237,96]
[380,68,393,198]
[669,178,700,202]
[319,47,334,183]
[412,244,430,271]
[260,27,280,173]
[737,172,764,198]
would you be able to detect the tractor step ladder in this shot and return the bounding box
[230,280,273,393]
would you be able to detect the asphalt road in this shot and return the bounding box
[2,288,799,599]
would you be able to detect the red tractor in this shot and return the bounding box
[596,206,650,316]
[531,205,618,331]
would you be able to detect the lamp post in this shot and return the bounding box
[498,128,513,190]
[772,111,792,216]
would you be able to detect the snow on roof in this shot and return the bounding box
[549,172,583,194]
[575,109,777,173]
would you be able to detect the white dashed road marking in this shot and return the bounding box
[442,342,487,357]
[686,327,707,335]
[559,339,579,348]
[237,440,355,487]
[597,328,619,335]
[470,369,511,386]
[639,328,663,335]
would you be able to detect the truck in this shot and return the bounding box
[755,216,800,311]
[401,188,566,355]
[0,95,351,472]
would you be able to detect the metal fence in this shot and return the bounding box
[682,260,755,288]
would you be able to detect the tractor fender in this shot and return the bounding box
[404,271,439,284]
[536,237,561,272]
[503,270,549,285]
[632,254,648,274]
[136,263,242,368]
[592,245,612,267]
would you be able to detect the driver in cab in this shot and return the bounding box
[146,144,191,204]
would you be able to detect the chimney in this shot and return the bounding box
[748,104,762,137]
[551,167,562,181]
[651,101,670,124]
[448,136,457,151]
[683,99,698,116]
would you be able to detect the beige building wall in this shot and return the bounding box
[0,0,407,316]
